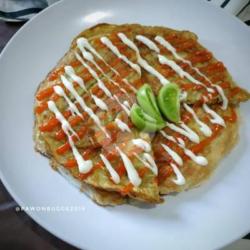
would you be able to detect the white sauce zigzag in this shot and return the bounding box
[47,101,93,173]
[60,74,109,137]
[116,146,142,186]
[117,33,169,85]
[100,36,141,75]
[100,154,120,184]
[155,35,228,110]
[77,37,137,93]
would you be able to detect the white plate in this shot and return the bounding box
[0,0,250,249]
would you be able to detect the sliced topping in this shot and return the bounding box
[130,104,165,132]
[157,83,180,123]
[130,83,181,131]
[137,84,163,121]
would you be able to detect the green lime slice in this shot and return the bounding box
[130,104,165,132]
[137,84,163,121]
[157,83,180,123]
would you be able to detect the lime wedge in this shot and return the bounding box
[130,104,165,132]
[157,83,180,123]
[137,84,163,121]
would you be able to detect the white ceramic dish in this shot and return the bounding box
[0,0,249,249]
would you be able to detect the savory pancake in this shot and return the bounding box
[34,23,249,205]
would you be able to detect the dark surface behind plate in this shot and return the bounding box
[0,21,78,250]
[0,17,249,249]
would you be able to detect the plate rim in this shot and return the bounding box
[0,0,249,249]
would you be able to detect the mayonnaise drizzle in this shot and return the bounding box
[136,35,160,53]
[116,146,141,186]
[214,85,228,110]
[47,101,93,173]
[183,103,212,137]
[66,61,108,111]
[170,163,186,185]
[202,103,226,127]
[155,35,228,109]
[117,33,169,85]
[100,153,120,184]
[100,36,141,75]
[64,65,86,90]
[166,122,200,143]
[76,37,136,93]
[123,101,131,109]
[132,138,151,152]
[161,143,183,166]
[60,74,109,137]
[113,95,130,115]
[75,52,112,98]
[91,94,108,111]
[75,51,133,114]
[134,153,158,175]
[136,35,214,93]
[178,138,208,166]
[77,38,130,95]
[158,55,214,93]
[115,118,131,132]
[53,85,82,117]
[160,130,207,166]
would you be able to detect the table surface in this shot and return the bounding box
[0,20,249,250]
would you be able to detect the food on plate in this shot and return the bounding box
[34,23,249,205]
